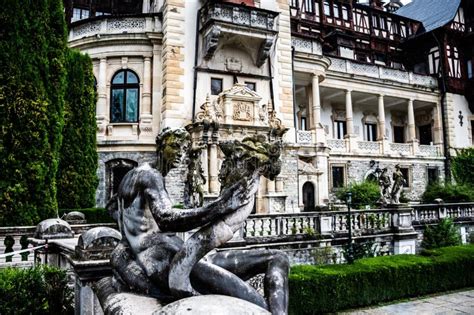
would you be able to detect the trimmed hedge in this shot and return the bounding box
[422,183,474,203]
[60,208,114,224]
[289,245,474,314]
[0,265,73,315]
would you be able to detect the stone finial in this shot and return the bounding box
[76,227,121,260]
[63,211,86,224]
[34,218,74,240]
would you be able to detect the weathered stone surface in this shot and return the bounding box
[34,218,74,239]
[76,227,121,260]
[160,295,271,314]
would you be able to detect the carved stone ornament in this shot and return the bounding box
[225,57,242,72]
[233,101,253,121]
[257,38,274,67]
[204,25,221,60]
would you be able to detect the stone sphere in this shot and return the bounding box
[159,295,270,314]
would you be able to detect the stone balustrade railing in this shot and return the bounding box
[296,130,313,144]
[328,57,437,89]
[412,202,474,224]
[244,212,320,238]
[327,139,347,152]
[357,141,381,154]
[0,223,116,268]
[68,14,162,42]
[200,1,278,31]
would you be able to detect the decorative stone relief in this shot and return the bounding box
[233,101,253,121]
[74,21,101,37]
[107,18,145,31]
[225,57,242,72]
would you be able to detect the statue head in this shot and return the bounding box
[219,135,282,189]
[395,164,401,170]
[156,128,191,176]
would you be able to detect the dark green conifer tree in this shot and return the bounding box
[57,50,98,209]
[0,0,67,225]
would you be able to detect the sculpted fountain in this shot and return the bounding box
[96,128,289,314]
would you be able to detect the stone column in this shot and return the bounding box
[407,99,416,141]
[432,104,442,145]
[97,58,108,140]
[345,89,354,136]
[140,57,153,137]
[151,41,162,134]
[312,74,321,129]
[209,143,219,194]
[267,178,275,194]
[377,94,386,140]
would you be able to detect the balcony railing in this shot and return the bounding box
[357,141,381,154]
[412,203,474,224]
[389,142,412,155]
[200,2,278,32]
[68,14,161,42]
[327,139,347,152]
[297,130,312,144]
[328,57,438,89]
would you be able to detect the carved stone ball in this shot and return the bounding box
[160,295,271,314]
[34,218,74,240]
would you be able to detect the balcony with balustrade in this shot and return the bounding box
[199,1,279,67]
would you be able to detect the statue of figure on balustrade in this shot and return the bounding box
[391,164,406,204]
[364,160,381,182]
[378,167,391,205]
[101,128,289,315]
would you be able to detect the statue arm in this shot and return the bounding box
[147,179,252,232]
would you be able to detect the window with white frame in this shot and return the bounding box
[451,7,465,31]
[365,123,377,142]
[428,47,440,75]
[72,8,89,22]
[447,45,462,78]
[304,0,315,13]
[334,120,347,139]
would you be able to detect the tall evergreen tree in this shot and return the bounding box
[57,50,98,209]
[0,0,67,225]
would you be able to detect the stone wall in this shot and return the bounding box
[96,151,156,207]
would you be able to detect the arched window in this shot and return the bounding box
[110,70,139,123]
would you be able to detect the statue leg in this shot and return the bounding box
[168,220,234,298]
[110,241,167,299]
[190,260,268,310]
[208,249,289,315]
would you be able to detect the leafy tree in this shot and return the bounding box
[57,50,98,208]
[421,218,461,249]
[452,148,474,186]
[422,182,474,203]
[336,181,380,209]
[0,0,67,225]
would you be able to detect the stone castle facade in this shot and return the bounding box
[64,0,473,212]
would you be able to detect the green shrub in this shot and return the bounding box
[336,181,380,209]
[422,218,461,249]
[0,265,73,315]
[452,148,474,186]
[342,240,376,263]
[60,208,114,224]
[289,245,474,314]
[422,183,474,203]
[57,50,98,209]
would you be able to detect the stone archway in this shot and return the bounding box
[302,181,315,212]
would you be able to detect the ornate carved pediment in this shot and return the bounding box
[195,84,284,134]
[220,83,262,100]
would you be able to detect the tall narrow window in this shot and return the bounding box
[428,47,440,75]
[427,167,439,186]
[400,167,410,187]
[447,45,462,78]
[333,4,340,18]
[332,166,345,188]
[467,60,473,79]
[419,124,433,145]
[290,0,299,7]
[334,120,347,139]
[342,5,349,20]
[365,123,377,142]
[304,0,314,13]
[110,70,139,123]
[324,1,330,15]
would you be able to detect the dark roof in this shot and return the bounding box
[395,0,460,32]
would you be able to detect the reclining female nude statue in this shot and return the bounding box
[104,128,289,314]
